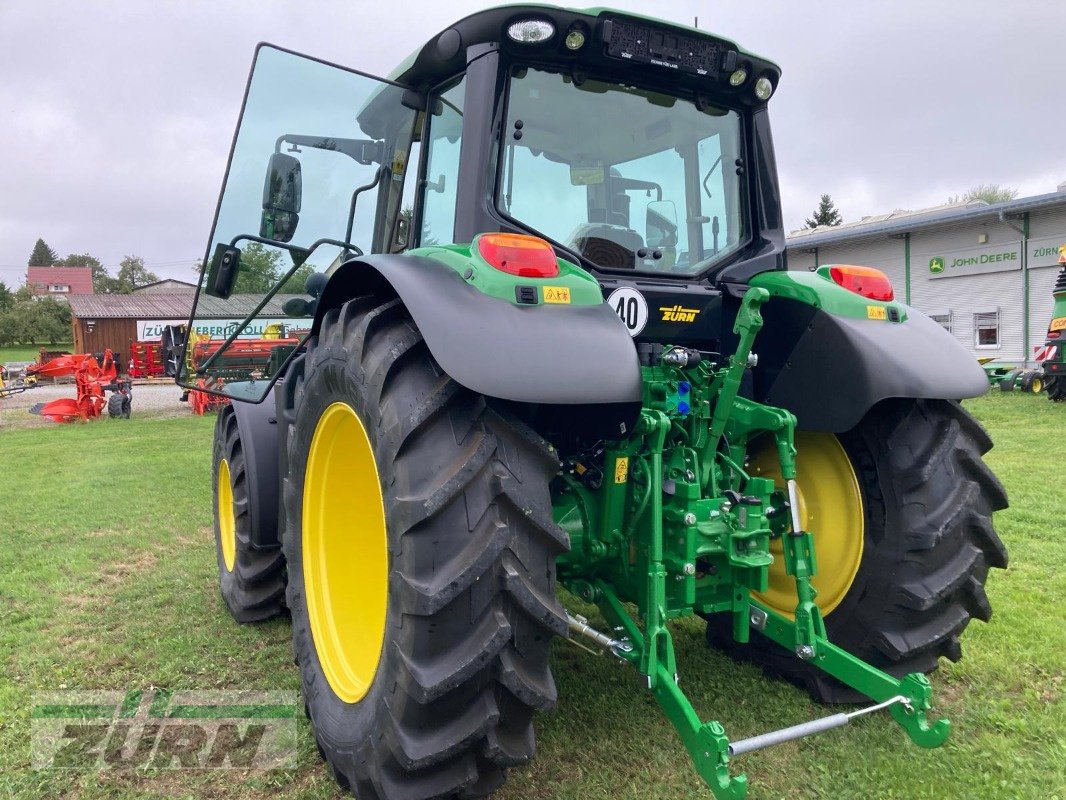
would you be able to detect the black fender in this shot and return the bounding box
[753,298,989,432]
[312,254,643,404]
[229,398,281,549]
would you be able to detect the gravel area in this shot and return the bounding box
[0,381,192,429]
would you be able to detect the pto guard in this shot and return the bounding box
[314,254,643,405]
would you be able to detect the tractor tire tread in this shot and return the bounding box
[706,398,1007,704]
[283,294,567,800]
[212,407,287,624]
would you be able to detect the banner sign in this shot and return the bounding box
[1027,234,1066,270]
[136,318,307,341]
[924,240,1022,280]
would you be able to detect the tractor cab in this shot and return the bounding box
[181,6,783,400]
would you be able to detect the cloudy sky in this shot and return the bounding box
[2,0,1064,285]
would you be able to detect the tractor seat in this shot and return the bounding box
[576,236,635,268]
[572,222,645,268]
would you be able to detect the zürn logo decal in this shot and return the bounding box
[928,257,945,274]
[659,305,700,323]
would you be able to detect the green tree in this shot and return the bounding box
[59,252,120,293]
[232,242,285,294]
[0,281,13,312]
[0,295,71,345]
[28,238,59,266]
[805,195,843,228]
[947,184,1018,205]
[114,255,160,293]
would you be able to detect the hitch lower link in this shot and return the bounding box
[575,584,950,799]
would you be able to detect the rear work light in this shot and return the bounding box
[826,264,895,302]
[475,233,560,278]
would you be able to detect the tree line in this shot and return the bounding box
[0,238,163,347]
[804,184,1018,230]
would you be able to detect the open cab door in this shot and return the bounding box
[179,44,420,403]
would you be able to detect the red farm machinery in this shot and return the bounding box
[26,349,132,422]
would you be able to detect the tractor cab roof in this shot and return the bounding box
[388,4,781,104]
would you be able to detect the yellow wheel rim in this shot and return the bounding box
[303,402,388,704]
[749,432,864,617]
[1032,377,1043,393]
[218,459,236,573]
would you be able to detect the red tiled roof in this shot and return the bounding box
[26,266,94,295]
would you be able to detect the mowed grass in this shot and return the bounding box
[0,393,1063,799]
[1,343,74,364]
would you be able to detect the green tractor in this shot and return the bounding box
[1040,247,1066,400]
[181,7,1008,798]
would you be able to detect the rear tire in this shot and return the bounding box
[1018,369,1043,394]
[283,296,568,799]
[1047,376,1065,401]
[107,393,125,418]
[707,399,1008,703]
[999,368,1022,391]
[212,407,287,623]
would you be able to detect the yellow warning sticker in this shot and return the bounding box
[614,456,629,484]
[866,305,887,321]
[543,286,571,304]
[1050,316,1066,332]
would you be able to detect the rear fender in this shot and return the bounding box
[750,271,988,432]
[312,253,643,405]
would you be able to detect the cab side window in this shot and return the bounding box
[420,76,465,246]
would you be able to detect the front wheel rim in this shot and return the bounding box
[218,459,236,573]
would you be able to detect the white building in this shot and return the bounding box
[786,187,1066,366]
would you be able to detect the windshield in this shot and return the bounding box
[497,67,745,275]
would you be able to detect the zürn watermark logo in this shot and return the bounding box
[928,257,945,274]
[31,689,297,770]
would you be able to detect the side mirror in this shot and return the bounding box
[261,152,302,242]
[205,243,241,299]
[260,208,299,243]
[646,200,678,249]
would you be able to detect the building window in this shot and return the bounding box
[48,284,70,293]
[930,312,953,334]
[974,311,1000,348]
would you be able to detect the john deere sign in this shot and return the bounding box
[925,241,1022,280]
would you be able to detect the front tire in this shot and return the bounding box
[283,296,568,799]
[708,399,1008,702]
[212,407,287,623]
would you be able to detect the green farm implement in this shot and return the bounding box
[1039,246,1066,400]
[180,7,1008,798]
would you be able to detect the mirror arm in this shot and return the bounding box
[275,134,383,165]
[344,166,388,250]
[197,235,361,374]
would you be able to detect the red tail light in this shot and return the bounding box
[827,265,895,301]
[1049,331,1061,339]
[476,233,559,278]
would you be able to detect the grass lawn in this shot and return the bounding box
[0,393,1062,799]
[1,343,74,363]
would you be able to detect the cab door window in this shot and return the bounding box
[181,44,418,402]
